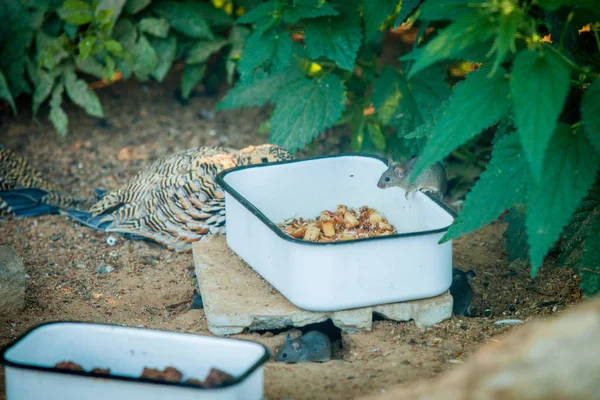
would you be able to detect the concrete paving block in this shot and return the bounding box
[192,237,453,335]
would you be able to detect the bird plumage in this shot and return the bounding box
[0,148,83,218]
[1,144,293,252]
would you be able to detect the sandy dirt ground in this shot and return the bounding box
[0,69,583,399]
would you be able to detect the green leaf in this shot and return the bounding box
[488,6,523,73]
[149,35,176,82]
[560,180,600,269]
[139,17,170,38]
[37,33,71,70]
[76,56,106,79]
[237,0,280,32]
[527,124,599,276]
[269,74,346,152]
[104,39,126,57]
[103,55,115,80]
[96,0,126,30]
[304,4,363,70]
[394,0,420,27]
[186,39,228,64]
[363,0,397,40]
[237,28,292,81]
[0,70,16,115]
[180,0,233,27]
[6,60,31,98]
[78,36,97,61]
[217,70,302,110]
[418,0,485,21]
[181,63,206,99]
[412,65,510,178]
[153,1,213,39]
[580,218,600,295]
[125,0,151,14]
[32,71,55,117]
[367,121,386,150]
[582,79,600,154]
[59,0,93,25]
[504,205,529,263]
[283,0,339,23]
[405,12,495,77]
[132,34,158,80]
[441,132,529,242]
[226,25,250,84]
[511,48,571,179]
[391,65,451,136]
[64,69,104,117]
[371,67,402,125]
[49,82,68,135]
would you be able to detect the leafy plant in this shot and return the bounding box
[217,0,600,294]
[0,0,244,134]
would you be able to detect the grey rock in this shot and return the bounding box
[95,265,114,274]
[0,246,26,316]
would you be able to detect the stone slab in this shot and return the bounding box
[192,237,453,336]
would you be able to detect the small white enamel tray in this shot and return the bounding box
[216,154,455,312]
[2,322,269,400]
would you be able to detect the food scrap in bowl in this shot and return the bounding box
[278,205,396,242]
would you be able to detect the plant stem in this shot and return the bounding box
[593,29,600,53]
[545,44,581,72]
[558,11,574,52]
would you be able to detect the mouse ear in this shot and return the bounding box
[387,156,394,167]
[394,163,405,175]
[466,270,476,281]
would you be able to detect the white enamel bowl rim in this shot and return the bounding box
[216,153,457,245]
[1,321,270,390]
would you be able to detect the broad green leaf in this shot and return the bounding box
[139,17,170,38]
[372,67,402,125]
[441,132,529,242]
[304,4,362,70]
[283,0,338,23]
[412,66,510,178]
[103,55,115,80]
[0,70,16,114]
[394,0,420,27]
[49,82,68,135]
[37,33,70,70]
[149,35,176,82]
[226,25,250,84]
[153,1,213,39]
[406,12,495,77]
[216,70,302,109]
[186,39,228,64]
[269,74,346,152]
[104,39,126,57]
[504,205,529,263]
[237,28,292,81]
[64,69,103,117]
[511,48,571,179]
[1,31,33,68]
[527,124,599,276]
[237,0,280,32]
[32,71,55,117]
[363,0,398,40]
[181,63,206,99]
[125,0,151,14]
[6,60,31,98]
[180,0,233,27]
[78,36,96,61]
[560,180,600,268]
[393,65,451,135]
[132,34,158,80]
[59,0,93,25]
[582,79,600,154]
[580,218,600,295]
[488,6,523,73]
[419,0,485,21]
[367,121,386,150]
[96,0,126,28]
[77,56,106,79]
